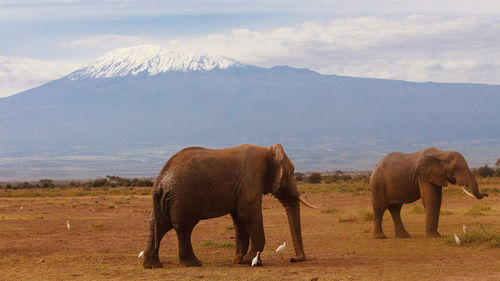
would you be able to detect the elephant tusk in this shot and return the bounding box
[298,196,317,209]
[462,188,476,198]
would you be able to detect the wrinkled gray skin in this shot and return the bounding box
[371,147,488,239]
[142,143,307,268]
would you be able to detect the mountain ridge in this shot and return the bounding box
[67,45,243,79]
[1,46,499,180]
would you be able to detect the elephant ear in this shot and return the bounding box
[270,143,285,195]
[417,155,448,187]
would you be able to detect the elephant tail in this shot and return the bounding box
[152,187,170,250]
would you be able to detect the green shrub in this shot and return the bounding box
[408,205,425,214]
[475,165,494,178]
[201,240,234,248]
[445,226,500,248]
[294,172,305,181]
[465,204,492,216]
[307,172,322,184]
[440,210,454,215]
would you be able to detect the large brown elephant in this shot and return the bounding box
[142,143,315,268]
[370,147,488,239]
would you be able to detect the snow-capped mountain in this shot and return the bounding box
[1,45,500,180]
[67,45,243,79]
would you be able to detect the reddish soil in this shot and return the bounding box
[0,191,499,280]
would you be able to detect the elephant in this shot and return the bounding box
[142,143,316,268]
[370,147,488,239]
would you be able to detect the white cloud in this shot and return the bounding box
[159,15,500,84]
[0,56,80,98]
[60,34,150,49]
[3,15,500,98]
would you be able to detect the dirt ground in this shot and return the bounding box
[0,188,499,281]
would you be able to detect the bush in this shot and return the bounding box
[92,178,108,187]
[445,225,500,248]
[475,165,494,178]
[465,204,492,216]
[39,179,55,188]
[307,172,322,184]
[294,172,305,182]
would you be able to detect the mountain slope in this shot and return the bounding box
[1,47,500,180]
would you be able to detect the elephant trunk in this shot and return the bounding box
[279,196,306,262]
[463,170,488,199]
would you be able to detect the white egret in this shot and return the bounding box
[251,251,260,267]
[463,224,467,234]
[276,242,286,253]
[138,251,144,258]
[454,234,460,246]
[66,220,71,230]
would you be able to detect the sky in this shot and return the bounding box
[1,0,500,98]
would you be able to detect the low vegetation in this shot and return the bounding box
[201,240,235,249]
[445,226,500,248]
[465,204,492,216]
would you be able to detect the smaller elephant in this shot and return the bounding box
[370,147,487,239]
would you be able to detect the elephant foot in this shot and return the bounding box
[143,259,163,269]
[425,231,441,238]
[242,252,259,265]
[232,254,246,264]
[290,255,306,263]
[395,231,411,238]
[373,232,387,239]
[179,258,202,267]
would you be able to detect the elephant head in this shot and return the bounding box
[266,143,314,262]
[416,148,488,199]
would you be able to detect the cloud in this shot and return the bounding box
[3,15,500,98]
[159,15,500,84]
[0,56,80,98]
[60,34,151,49]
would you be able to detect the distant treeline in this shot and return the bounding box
[1,162,499,189]
[296,161,500,184]
[295,171,370,184]
[0,175,154,190]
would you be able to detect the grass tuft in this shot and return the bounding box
[201,240,235,249]
[338,214,356,223]
[407,205,425,214]
[90,222,104,229]
[445,225,500,248]
[465,204,492,216]
[321,207,339,214]
[357,209,374,221]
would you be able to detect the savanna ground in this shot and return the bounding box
[1,178,500,280]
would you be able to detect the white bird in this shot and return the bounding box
[20,206,23,210]
[276,242,286,253]
[454,234,461,246]
[463,224,467,234]
[251,251,260,267]
[66,220,71,230]
[138,251,144,258]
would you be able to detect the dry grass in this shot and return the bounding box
[0,179,499,280]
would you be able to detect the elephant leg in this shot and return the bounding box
[175,224,202,267]
[420,182,442,237]
[372,204,387,239]
[239,210,265,265]
[388,204,410,238]
[230,213,249,264]
[143,214,172,269]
